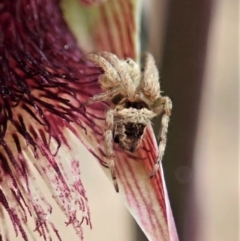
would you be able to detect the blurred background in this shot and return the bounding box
[144,0,239,240]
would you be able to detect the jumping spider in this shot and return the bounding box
[85,52,172,192]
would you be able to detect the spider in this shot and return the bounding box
[85,52,172,192]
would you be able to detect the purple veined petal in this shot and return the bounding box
[62,1,179,241]
[0,0,101,240]
[115,128,177,241]
[0,0,179,241]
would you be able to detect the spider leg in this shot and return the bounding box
[105,109,119,192]
[87,53,121,84]
[85,86,121,105]
[138,52,160,102]
[150,96,172,177]
[98,52,136,100]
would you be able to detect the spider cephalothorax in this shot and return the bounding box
[85,52,172,192]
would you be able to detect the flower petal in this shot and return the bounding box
[62,0,179,240]
[116,127,179,241]
[83,105,179,241]
[61,0,140,59]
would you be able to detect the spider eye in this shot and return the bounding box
[113,135,120,143]
[125,100,149,109]
[126,58,132,64]
[112,94,124,104]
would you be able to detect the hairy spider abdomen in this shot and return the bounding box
[117,136,141,152]
[124,123,145,138]
[113,122,146,152]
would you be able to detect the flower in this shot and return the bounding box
[0,0,179,241]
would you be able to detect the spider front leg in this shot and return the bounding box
[85,53,123,106]
[139,52,161,102]
[150,96,172,177]
[104,109,119,192]
[85,86,121,105]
